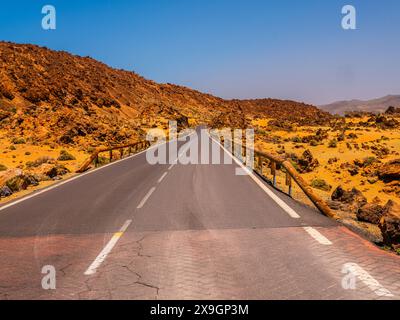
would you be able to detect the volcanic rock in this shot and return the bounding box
[379,200,400,249]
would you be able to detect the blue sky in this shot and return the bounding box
[0,0,399,105]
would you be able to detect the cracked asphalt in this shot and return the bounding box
[0,129,399,300]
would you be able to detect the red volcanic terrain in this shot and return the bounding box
[0,42,331,148]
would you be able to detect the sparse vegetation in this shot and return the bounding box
[328,139,338,148]
[57,150,76,161]
[1,41,400,252]
[311,179,332,191]
[253,113,400,219]
[26,156,54,168]
[291,136,302,143]
[12,137,26,145]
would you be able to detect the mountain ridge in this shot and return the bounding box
[320,95,400,115]
[0,42,331,149]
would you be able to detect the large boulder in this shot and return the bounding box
[379,200,400,249]
[0,168,23,187]
[329,186,367,213]
[44,164,69,179]
[378,159,400,182]
[357,203,384,224]
[331,186,367,205]
[385,106,400,115]
[32,163,70,179]
[0,185,13,198]
[374,115,399,129]
[297,149,319,173]
[5,174,39,192]
[176,116,189,130]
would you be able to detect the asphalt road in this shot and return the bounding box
[0,128,399,300]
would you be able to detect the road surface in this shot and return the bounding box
[0,129,399,300]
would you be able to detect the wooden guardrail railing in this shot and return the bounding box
[77,131,336,219]
[223,137,338,220]
[76,140,151,173]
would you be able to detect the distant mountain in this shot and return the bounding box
[319,95,400,115]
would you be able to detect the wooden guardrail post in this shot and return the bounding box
[281,160,337,219]
[211,132,336,219]
[285,171,292,197]
[256,155,262,172]
[270,161,277,187]
[77,140,150,173]
[260,159,264,176]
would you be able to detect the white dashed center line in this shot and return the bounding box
[303,227,332,245]
[84,219,132,275]
[137,187,156,209]
[158,172,168,183]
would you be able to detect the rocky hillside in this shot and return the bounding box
[320,95,400,115]
[0,42,331,149]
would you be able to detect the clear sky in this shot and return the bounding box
[0,0,399,105]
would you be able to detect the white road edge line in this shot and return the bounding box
[343,263,394,297]
[158,172,168,183]
[208,133,301,219]
[303,227,332,245]
[0,131,198,213]
[137,187,156,209]
[0,143,158,213]
[0,132,198,213]
[84,219,132,276]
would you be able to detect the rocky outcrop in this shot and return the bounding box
[374,115,399,129]
[0,163,70,198]
[357,203,384,224]
[289,150,319,173]
[328,186,367,213]
[385,106,400,115]
[44,164,70,179]
[5,174,39,192]
[378,159,400,182]
[0,41,332,152]
[0,185,12,198]
[379,200,400,249]
[0,168,23,187]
